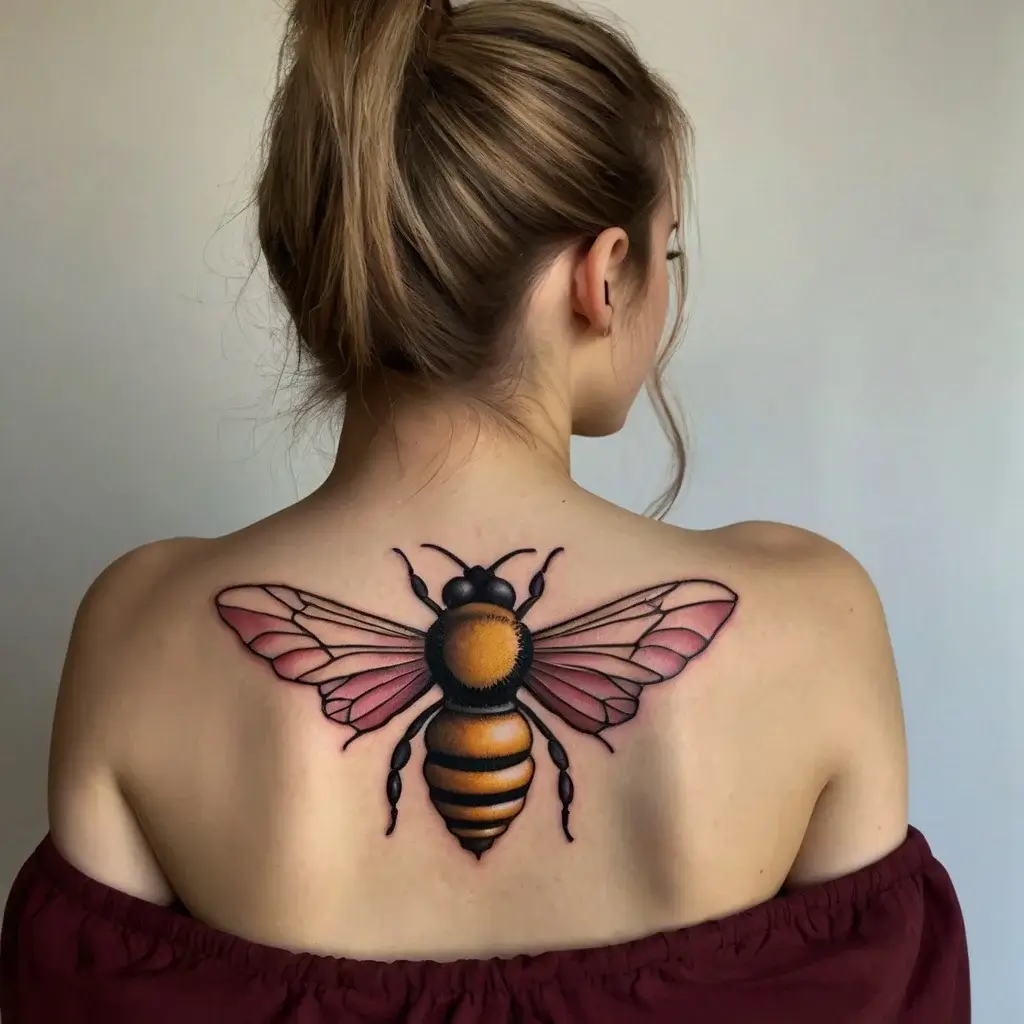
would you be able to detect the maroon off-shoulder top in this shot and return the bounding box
[1,827,969,1023]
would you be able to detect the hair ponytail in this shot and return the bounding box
[260,0,440,383]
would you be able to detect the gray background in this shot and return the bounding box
[1,1,1020,1019]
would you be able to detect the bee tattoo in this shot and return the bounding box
[216,546,737,859]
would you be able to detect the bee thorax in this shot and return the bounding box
[441,604,520,690]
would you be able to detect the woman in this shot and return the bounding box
[0,0,968,1021]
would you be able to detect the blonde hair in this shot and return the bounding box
[258,0,694,513]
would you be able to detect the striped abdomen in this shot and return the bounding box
[423,708,535,858]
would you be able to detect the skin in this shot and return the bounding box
[47,202,908,960]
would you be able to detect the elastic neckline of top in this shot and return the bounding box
[30,827,932,993]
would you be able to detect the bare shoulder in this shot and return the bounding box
[68,536,209,630]
[709,518,863,564]
[704,520,899,698]
[55,537,213,690]
[48,537,211,903]
[618,516,895,681]
[698,519,899,705]
[55,537,211,702]
[702,519,884,620]
[616,514,885,634]
[681,520,910,880]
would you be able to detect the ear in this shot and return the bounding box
[572,228,630,337]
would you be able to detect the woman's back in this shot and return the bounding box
[48,476,908,962]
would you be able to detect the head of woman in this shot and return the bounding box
[258,0,693,512]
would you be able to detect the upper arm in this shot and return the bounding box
[781,536,909,886]
[48,544,187,905]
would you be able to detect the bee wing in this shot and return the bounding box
[216,585,433,737]
[527,580,737,736]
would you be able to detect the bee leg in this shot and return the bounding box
[393,548,443,615]
[385,699,444,837]
[519,703,576,843]
[515,547,565,620]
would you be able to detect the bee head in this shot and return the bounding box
[442,567,516,610]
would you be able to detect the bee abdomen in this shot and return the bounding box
[423,709,535,858]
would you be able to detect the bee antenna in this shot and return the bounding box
[487,548,538,573]
[537,547,565,574]
[420,544,470,570]
[392,548,415,575]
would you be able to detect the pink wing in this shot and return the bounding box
[215,585,432,738]
[527,579,737,737]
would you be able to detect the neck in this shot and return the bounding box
[315,380,577,511]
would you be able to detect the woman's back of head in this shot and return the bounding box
[258,0,693,506]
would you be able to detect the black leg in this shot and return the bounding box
[386,699,444,836]
[518,701,575,843]
[515,547,565,620]
[393,549,443,615]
